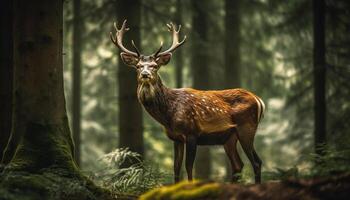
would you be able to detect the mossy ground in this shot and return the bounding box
[139,174,350,200]
[0,166,140,200]
[0,166,121,200]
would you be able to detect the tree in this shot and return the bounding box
[313,0,326,156]
[191,0,212,179]
[225,0,241,89]
[174,0,184,88]
[2,0,75,172]
[325,0,350,148]
[0,0,13,162]
[0,1,112,199]
[72,0,82,166]
[116,0,144,159]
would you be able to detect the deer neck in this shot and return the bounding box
[137,76,172,127]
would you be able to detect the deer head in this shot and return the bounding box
[110,20,186,85]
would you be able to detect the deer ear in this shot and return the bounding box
[120,52,139,67]
[155,53,172,66]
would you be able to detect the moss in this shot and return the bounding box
[171,183,221,200]
[7,121,77,173]
[139,181,221,200]
[0,169,120,200]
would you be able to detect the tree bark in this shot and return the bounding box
[3,0,76,171]
[116,0,144,160]
[191,0,211,180]
[72,0,82,166]
[0,0,13,163]
[313,0,326,156]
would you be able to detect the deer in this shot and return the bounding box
[110,20,265,184]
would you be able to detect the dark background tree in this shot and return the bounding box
[313,0,326,156]
[0,0,13,163]
[72,0,82,166]
[116,0,144,160]
[224,0,241,89]
[174,0,183,88]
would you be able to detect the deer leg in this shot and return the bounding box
[253,149,262,182]
[174,141,184,183]
[253,150,262,167]
[224,134,243,182]
[185,135,197,181]
[237,128,262,184]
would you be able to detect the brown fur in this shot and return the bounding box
[138,78,261,144]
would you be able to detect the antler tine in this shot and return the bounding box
[167,23,172,31]
[110,20,138,56]
[153,41,163,57]
[155,22,186,57]
[131,40,141,56]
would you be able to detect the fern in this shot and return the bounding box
[307,145,350,177]
[89,148,171,195]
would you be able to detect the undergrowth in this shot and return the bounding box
[88,148,171,196]
[263,144,350,181]
[86,144,350,197]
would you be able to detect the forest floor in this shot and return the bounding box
[1,165,349,200]
[139,173,350,200]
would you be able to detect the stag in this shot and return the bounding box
[110,20,265,183]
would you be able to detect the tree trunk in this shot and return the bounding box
[0,1,121,199]
[116,0,144,160]
[72,0,82,166]
[175,0,183,88]
[224,0,241,180]
[3,0,76,172]
[225,0,241,88]
[191,0,211,180]
[0,0,13,163]
[313,0,326,156]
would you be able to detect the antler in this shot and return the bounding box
[110,20,140,56]
[153,22,186,57]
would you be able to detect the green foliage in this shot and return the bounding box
[263,167,299,181]
[89,148,170,195]
[263,144,350,181]
[307,145,350,176]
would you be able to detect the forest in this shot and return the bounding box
[0,0,349,199]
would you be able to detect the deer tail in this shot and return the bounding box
[253,95,265,123]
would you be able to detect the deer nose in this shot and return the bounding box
[141,71,150,78]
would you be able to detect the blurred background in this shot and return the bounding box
[62,0,350,189]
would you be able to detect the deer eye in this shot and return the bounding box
[151,64,159,69]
